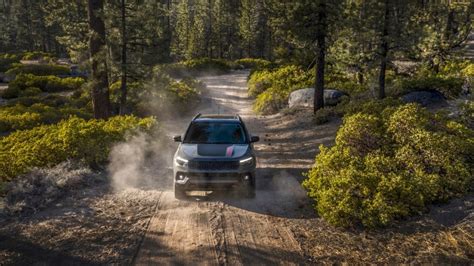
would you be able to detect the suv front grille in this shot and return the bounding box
[188,160,239,170]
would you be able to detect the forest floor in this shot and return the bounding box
[0,70,473,265]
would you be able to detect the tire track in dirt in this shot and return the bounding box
[134,70,309,265]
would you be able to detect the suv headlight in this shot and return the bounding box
[175,156,188,167]
[239,156,254,165]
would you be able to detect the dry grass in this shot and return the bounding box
[3,161,103,216]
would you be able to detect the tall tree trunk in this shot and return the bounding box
[357,70,364,85]
[164,0,172,62]
[378,0,390,100]
[87,0,110,119]
[207,0,213,58]
[444,5,455,42]
[434,5,455,72]
[218,24,223,58]
[119,0,127,115]
[267,28,273,61]
[313,0,326,113]
[247,17,252,57]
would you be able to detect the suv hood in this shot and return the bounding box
[181,144,249,158]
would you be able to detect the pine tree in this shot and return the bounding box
[44,0,89,61]
[173,0,192,59]
[239,0,259,57]
[87,0,111,119]
[418,1,473,71]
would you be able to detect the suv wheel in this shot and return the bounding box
[241,180,256,199]
[174,184,187,199]
[245,185,256,198]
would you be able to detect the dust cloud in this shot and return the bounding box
[107,72,193,192]
[248,169,310,214]
[269,170,307,200]
[108,132,175,191]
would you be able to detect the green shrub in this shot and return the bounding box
[0,112,43,133]
[108,72,201,117]
[4,94,88,110]
[234,58,274,70]
[1,85,21,99]
[109,80,143,112]
[21,51,54,61]
[336,97,402,117]
[303,103,473,227]
[461,63,474,77]
[326,80,368,95]
[142,74,201,116]
[457,100,474,129]
[2,74,85,98]
[157,58,233,78]
[249,65,314,114]
[388,105,473,200]
[313,107,335,125]
[19,87,42,97]
[5,96,41,107]
[43,94,79,107]
[45,77,84,92]
[180,77,206,91]
[0,103,92,132]
[461,63,474,89]
[335,113,386,157]
[0,116,155,181]
[168,79,202,103]
[248,69,274,97]
[10,94,70,106]
[0,53,22,72]
[253,87,287,114]
[437,59,473,79]
[183,58,232,72]
[6,63,70,76]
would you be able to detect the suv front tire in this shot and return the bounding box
[174,184,187,199]
[241,177,256,198]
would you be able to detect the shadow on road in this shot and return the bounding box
[178,167,316,219]
[134,230,307,265]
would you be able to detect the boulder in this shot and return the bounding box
[288,88,347,108]
[0,73,12,83]
[401,90,446,106]
[325,89,348,105]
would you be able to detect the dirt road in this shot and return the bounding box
[134,70,333,265]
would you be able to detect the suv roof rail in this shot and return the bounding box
[192,113,202,120]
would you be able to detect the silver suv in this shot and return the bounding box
[173,114,259,199]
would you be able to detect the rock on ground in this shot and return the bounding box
[289,88,347,108]
[401,90,446,106]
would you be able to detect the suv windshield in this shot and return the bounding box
[184,122,247,144]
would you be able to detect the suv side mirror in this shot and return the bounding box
[173,135,182,142]
[250,136,260,143]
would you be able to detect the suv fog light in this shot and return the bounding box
[178,175,185,180]
[244,175,250,180]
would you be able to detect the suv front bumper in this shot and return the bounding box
[174,161,255,190]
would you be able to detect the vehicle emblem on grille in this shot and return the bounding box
[226,146,234,157]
